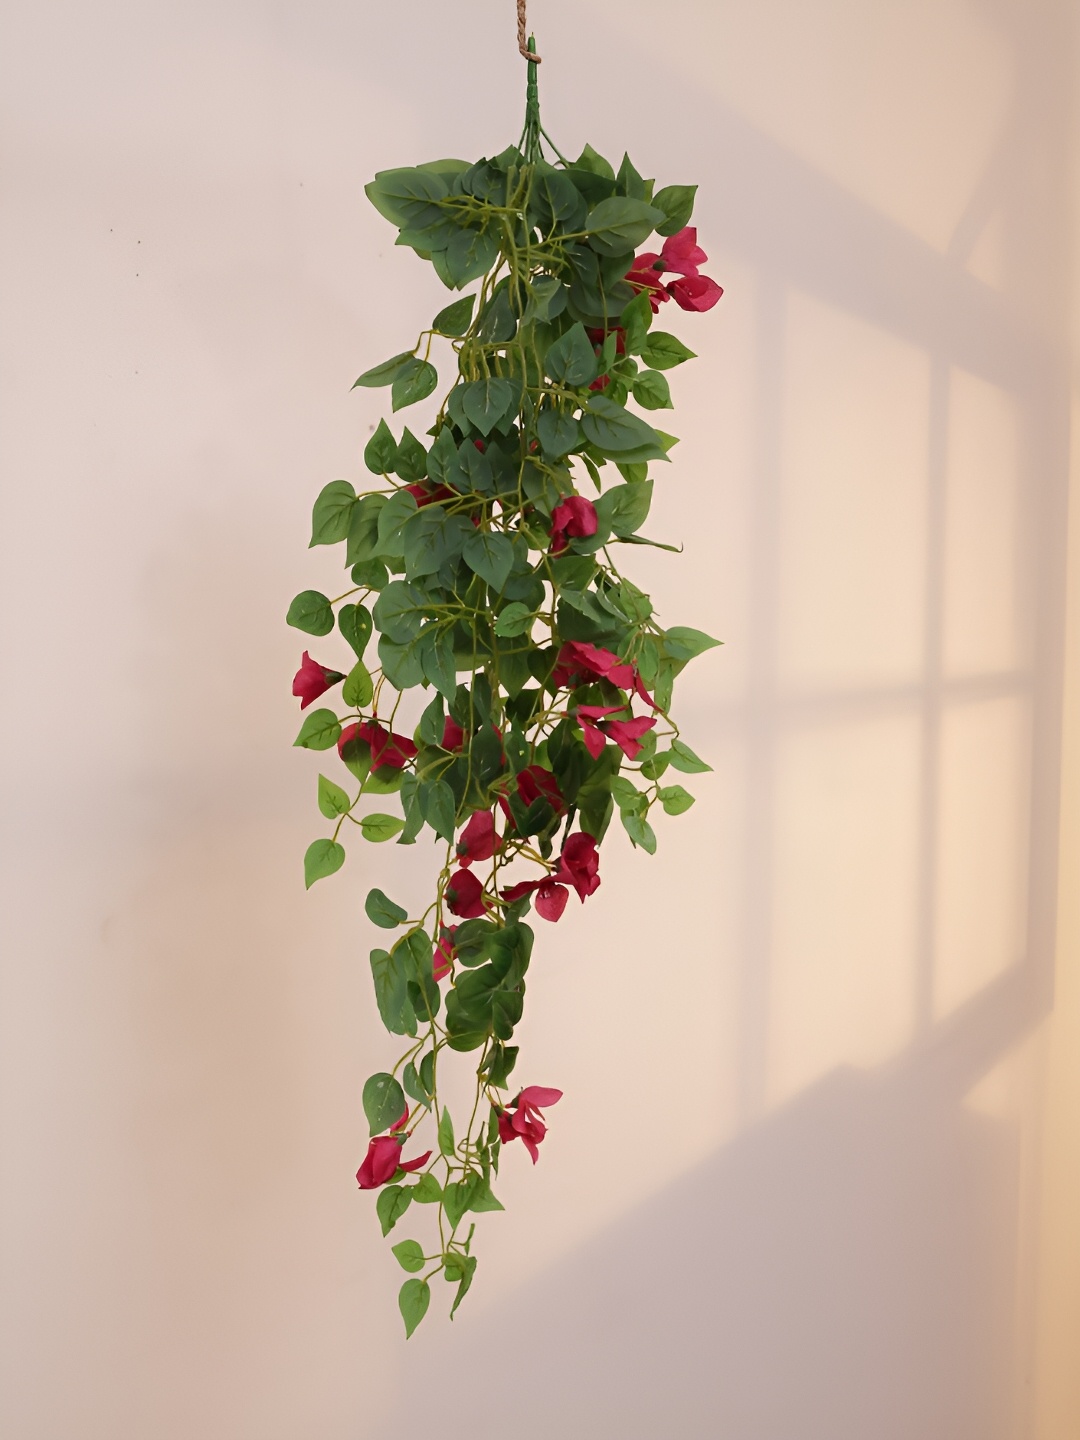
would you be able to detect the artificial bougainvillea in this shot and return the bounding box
[287,54,721,1335]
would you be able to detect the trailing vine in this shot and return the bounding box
[287,39,722,1335]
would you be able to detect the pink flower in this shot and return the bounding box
[338,719,417,770]
[292,652,345,709]
[626,226,722,313]
[659,226,708,276]
[549,496,598,555]
[517,765,563,812]
[551,640,636,692]
[356,1135,432,1189]
[574,702,626,760]
[497,1085,563,1163]
[441,716,466,751]
[535,880,569,921]
[403,481,457,508]
[456,810,499,867]
[667,274,724,312]
[446,867,486,919]
[591,711,656,761]
[433,927,456,982]
[553,832,601,901]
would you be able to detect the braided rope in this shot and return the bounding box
[516,0,541,62]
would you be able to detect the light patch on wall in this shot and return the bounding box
[778,291,930,689]
[766,712,921,1107]
[934,696,1032,1021]
[943,366,1028,675]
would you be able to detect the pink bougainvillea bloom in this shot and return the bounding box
[625,253,670,311]
[433,927,456,982]
[553,832,601,901]
[389,1105,410,1134]
[551,640,635,692]
[497,1085,563,1163]
[456,810,499,867]
[667,274,724,312]
[549,496,598,555]
[588,373,611,392]
[292,652,346,709]
[441,716,466,751]
[356,1135,432,1189]
[517,765,564,812]
[403,481,457,508]
[446,867,486,919]
[659,226,708,276]
[573,703,624,760]
[337,719,417,770]
[602,714,657,761]
[535,879,569,922]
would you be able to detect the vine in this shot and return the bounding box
[288,36,722,1335]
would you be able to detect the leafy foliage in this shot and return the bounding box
[289,116,722,1335]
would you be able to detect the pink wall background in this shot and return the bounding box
[2,2,1077,1436]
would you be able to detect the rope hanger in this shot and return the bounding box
[516,0,541,62]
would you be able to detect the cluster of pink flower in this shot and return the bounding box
[356,1084,563,1189]
[626,226,723,313]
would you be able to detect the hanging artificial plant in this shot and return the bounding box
[287,9,722,1336]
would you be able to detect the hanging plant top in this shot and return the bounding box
[287,31,722,1336]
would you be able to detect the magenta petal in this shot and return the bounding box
[580,721,607,761]
[535,881,569,922]
[519,1085,563,1108]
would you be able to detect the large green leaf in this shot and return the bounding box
[391,1239,426,1274]
[352,350,414,388]
[402,508,472,581]
[460,377,517,437]
[391,358,438,412]
[363,1071,406,1135]
[373,580,426,643]
[309,480,356,546]
[286,590,334,636]
[338,602,373,659]
[304,838,345,888]
[595,480,653,537]
[462,531,513,591]
[638,331,696,371]
[345,497,386,568]
[341,659,373,707]
[663,626,721,661]
[359,812,404,842]
[398,1278,430,1338]
[365,167,449,229]
[375,491,419,559]
[376,1185,412,1236]
[581,396,669,461]
[364,419,398,473]
[293,708,342,751]
[543,322,598,387]
[536,408,582,459]
[432,294,476,336]
[585,196,666,256]
[317,774,351,818]
[652,183,697,236]
[443,228,500,288]
[366,888,408,928]
[632,370,673,410]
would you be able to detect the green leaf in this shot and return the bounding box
[352,350,414,388]
[462,531,514,590]
[526,274,568,322]
[365,167,449,229]
[581,396,669,461]
[574,143,616,180]
[467,1178,505,1213]
[420,778,456,843]
[391,358,438,412]
[664,626,722,661]
[432,294,476,336]
[651,183,697,236]
[412,1172,442,1204]
[376,1185,412,1236]
[402,508,473,581]
[294,708,342,751]
[457,437,494,494]
[373,580,426,643]
[378,635,425,690]
[345,496,386,568]
[461,377,516,437]
[585,196,666,256]
[418,626,457,699]
[393,429,428,484]
[309,480,356,546]
[536,408,582,459]
[493,601,534,638]
[667,739,712,773]
[621,811,657,854]
[286,590,334,636]
[638,331,696,371]
[543,322,598,387]
[398,1278,430,1338]
[360,812,405,842]
[364,418,398,474]
[338,602,373,658]
[304,838,345,888]
[443,228,500,288]
[449,1254,477,1318]
[632,370,673,410]
[595,480,653,538]
[477,288,516,344]
[370,946,415,1036]
[341,659,374,707]
[616,151,649,200]
[437,1106,455,1158]
[619,289,654,355]
[362,1071,406,1135]
[392,1239,426,1274]
[659,784,695,815]
[366,888,408,928]
[318,774,351,818]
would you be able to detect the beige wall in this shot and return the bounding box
[1,1,1076,1436]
